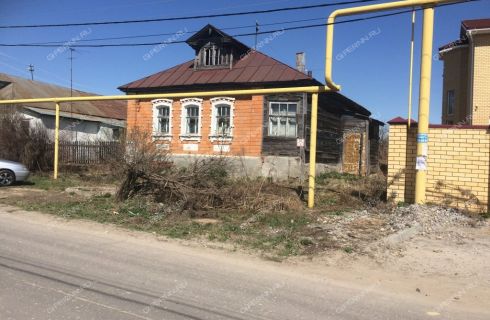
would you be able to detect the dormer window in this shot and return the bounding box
[186,25,249,70]
[196,43,231,69]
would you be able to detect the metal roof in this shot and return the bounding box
[462,18,490,31]
[24,107,125,127]
[0,73,126,120]
[118,50,315,91]
[119,25,377,118]
[439,18,490,52]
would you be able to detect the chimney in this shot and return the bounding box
[296,52,306,73]
[307,70,313,78]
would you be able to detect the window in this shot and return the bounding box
[197,43,231,68]
[180,98,203,140]
[185,105,200,134]
[216,105,231,135]
[447,90,455,115]
[152,99,173,138]
[157,106,170,134]
[268,102,297,137]
[112,128,121,140]
[210,97,235,140]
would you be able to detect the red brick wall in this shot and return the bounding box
[126,95,264,157]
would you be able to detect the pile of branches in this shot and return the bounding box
[118,157,302,212]
[115,131,302,212]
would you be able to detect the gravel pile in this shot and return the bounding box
[310,204,486,253]
[388,204,481,235]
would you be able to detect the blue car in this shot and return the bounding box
[0,160,30,186]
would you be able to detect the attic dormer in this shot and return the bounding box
[186,24,250,70]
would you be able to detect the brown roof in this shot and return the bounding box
[440,18,490,51]
[0,73,126,120]
[119,24,375,117]
[462,18,490,31]
[119,50,316,92]
[387,116,417,125]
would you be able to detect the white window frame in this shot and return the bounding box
[180,98,203,141]
[268,101,298,138]
[209,97,235,142]
[447,90,455,115]
[152,99,173,140]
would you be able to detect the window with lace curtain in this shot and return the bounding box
[268,102,298,137]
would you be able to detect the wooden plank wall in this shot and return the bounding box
[262,93,306,157]
[260,92,381,172]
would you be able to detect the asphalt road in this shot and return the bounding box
[0,206,486,320]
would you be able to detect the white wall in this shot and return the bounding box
[21,111,121,142]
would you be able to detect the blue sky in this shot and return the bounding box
[0,0,489,123]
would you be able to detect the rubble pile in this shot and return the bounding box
[309,204,486,254]
[388,204,481,235]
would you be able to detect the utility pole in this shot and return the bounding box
[27,64,34,80]
[254,21,259,50]
[69,48,74,99]
[407,9,416,128]
[69,47,76,140]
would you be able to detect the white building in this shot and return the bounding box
[0,73,126,141]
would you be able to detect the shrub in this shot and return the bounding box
[0,112,53,170]
[114,129,302,213]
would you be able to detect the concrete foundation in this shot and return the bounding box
[170,154,339,181]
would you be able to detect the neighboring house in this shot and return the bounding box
[0,73,126,141]
[119,25,383,178]
[386,18,490,212]
[439,18,490,125]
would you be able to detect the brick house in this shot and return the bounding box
[119,25,383,179]
[439,18,490,125]
[387,19,490,212]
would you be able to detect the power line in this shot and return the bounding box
[0,0,380,29]
[29,16,330,45]
[0,0,479,48]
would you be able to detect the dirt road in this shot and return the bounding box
[0,205,489,319]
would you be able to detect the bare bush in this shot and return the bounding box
[115,130,302,212]
[0,112,53,170]
[115,129,170,201]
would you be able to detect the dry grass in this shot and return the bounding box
[2,147,393,259]
[115,130,303,213]
[314,171,388,213]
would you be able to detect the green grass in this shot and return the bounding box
[397,201,409,207]
[12,194,319,259]
[343,246,354,254]
[316,171,361,184]
[26,174,80,191]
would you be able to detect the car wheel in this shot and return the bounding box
[0,170,15,186]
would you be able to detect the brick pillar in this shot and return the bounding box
[387,118,416,204]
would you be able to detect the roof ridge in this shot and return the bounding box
[0,72,127,120]
[0,72,103,97]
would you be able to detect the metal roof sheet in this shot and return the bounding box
[462,18,490,31]
[25,107,126,127]
[0,73,127,120]
[119,51,313,91]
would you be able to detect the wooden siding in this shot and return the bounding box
[262,93,306,157]
[305,94,343,164]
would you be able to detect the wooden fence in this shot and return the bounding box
[57,141,121,164]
